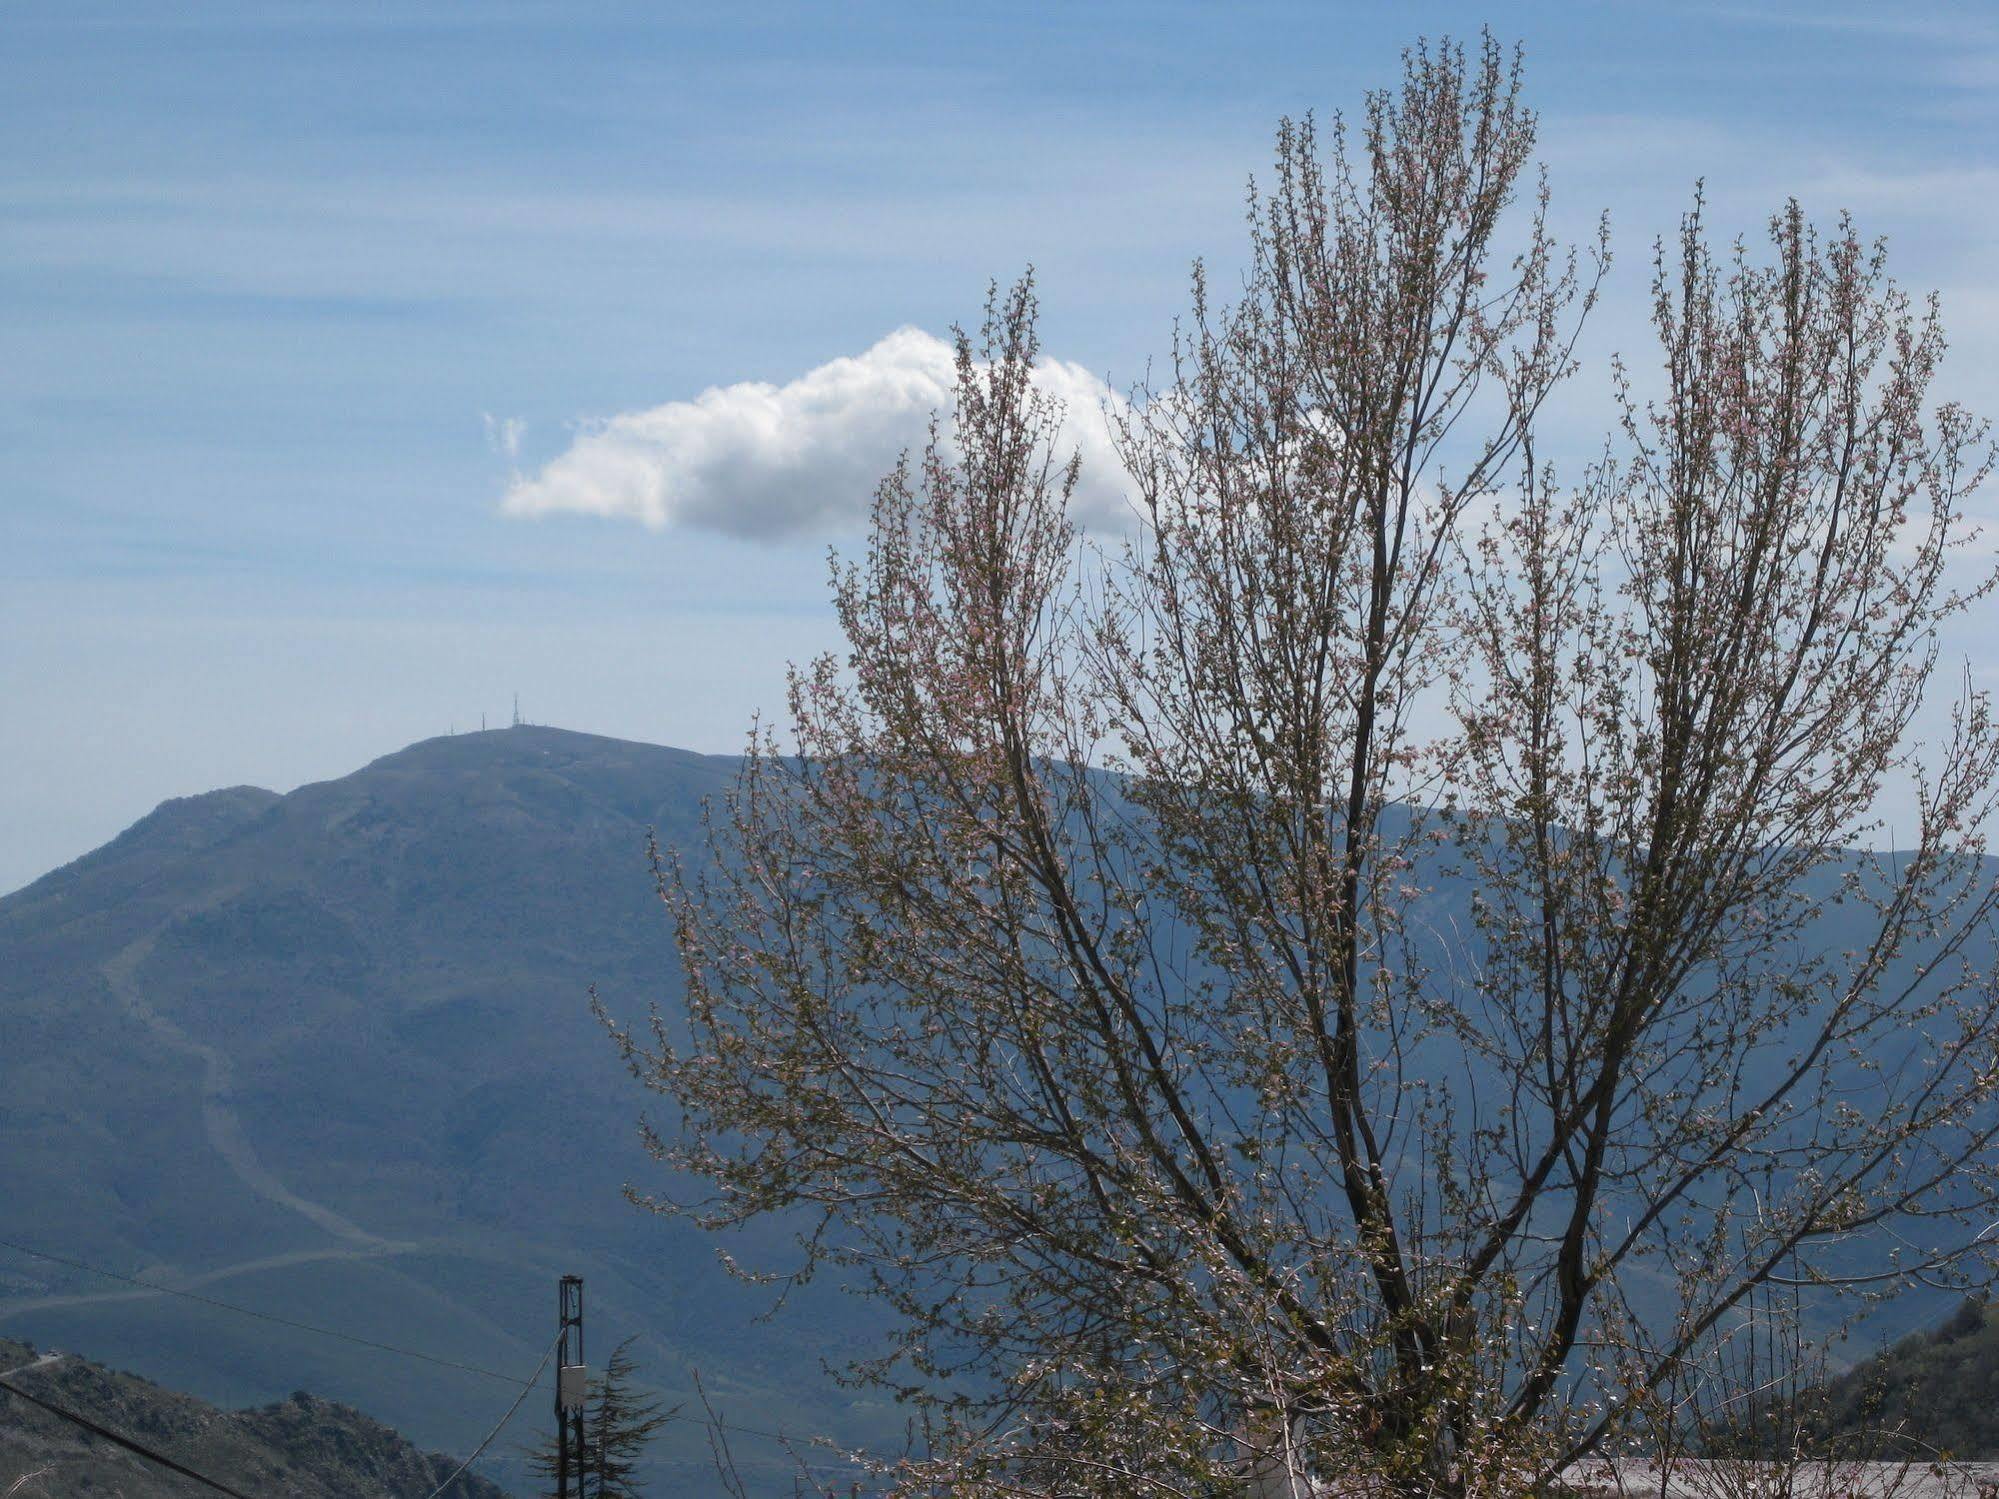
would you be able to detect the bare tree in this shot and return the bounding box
[608,34,1999,1498]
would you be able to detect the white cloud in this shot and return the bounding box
[500,328,1135,540]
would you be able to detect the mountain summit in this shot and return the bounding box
[0,727,874,1494]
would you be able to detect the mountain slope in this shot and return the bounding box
[0,1334,511,1498]
[2,724,1989,1494]
[1802,1299,1999,1459]
[0,727,883,1495]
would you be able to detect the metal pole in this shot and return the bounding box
[556,1275,586,1498]
[571,1279,587,1496]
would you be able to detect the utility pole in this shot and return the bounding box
[555,1275,587,1499]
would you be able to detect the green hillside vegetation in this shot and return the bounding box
[1800,1299,1999,1459]
[0,1335,511,1497]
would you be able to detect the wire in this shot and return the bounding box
[0,1374,262,1499]
[0,1236,530,1387]
[420,1329,562,1499]
[0,1235,865,1479]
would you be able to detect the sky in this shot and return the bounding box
[5,1,1999,893]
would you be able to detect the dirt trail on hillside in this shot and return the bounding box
[0,1243,427,1322]
[98,927,397,1251]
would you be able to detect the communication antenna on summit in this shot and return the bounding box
[512,693,521,729]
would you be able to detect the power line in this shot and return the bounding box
[421,1329,561,1499]
[0,1235,866,1478]
[0,1374,262,1499]
[0,1236,530,1387]
[0,1309,562,1497]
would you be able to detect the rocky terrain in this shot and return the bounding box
[0,1335,510,1497]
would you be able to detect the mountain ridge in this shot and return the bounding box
[3,723,1990,1491]
[0,725,880,1496]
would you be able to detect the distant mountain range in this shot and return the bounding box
[0,1332,510,1498]
[1,725,1992,1495]
[0,727,886,1495]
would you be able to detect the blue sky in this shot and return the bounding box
[5,1,1999,891]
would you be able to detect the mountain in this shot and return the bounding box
[0,727,885,1495]
[2,725,1988,1494]
[0,1333,511,1497]
[1798,1299,1999,1459]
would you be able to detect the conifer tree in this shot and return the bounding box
[585,1339,670,1498]
[523,1338,671,1498]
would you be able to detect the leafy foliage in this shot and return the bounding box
[618,31,1999,1499]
